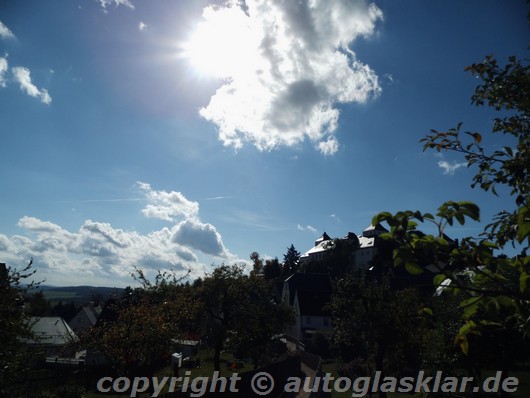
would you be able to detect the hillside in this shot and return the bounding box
[36,285,124,304]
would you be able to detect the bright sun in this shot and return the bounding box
[183,6,260,79]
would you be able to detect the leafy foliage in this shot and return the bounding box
[329,271,429,398]
[282,244,301,276]
[0,260,39,396]
[263,257,282,280]
[374,48,530,362]
[199,263,293,370]
[420,52,529,248]
[84,267,198,377]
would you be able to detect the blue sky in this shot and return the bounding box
[0,0,527,287]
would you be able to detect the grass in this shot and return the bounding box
[84,348,252,397]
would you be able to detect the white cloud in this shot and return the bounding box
[97,0,135,11]
[173,219,228,257]
[298,224,317,233]
[317,137,340,156]
[0,183,235,286]
[437,160,466,175]
[11,66,52,104]
[0,24,52,103]
[2,216,211,287]
[0,21,15,40]
[138,21,148,31]
[191,0,382,154]
[0,56,8,87]
[137,181,199,221]
[138,182,229,257]
[330,213,341,222]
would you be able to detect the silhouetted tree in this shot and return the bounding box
[250,252,263,276]
[282,244,300,276]
[263,258,282,280]
[200,264,294,370]
[0,260,39,396]
[26,291,51,316]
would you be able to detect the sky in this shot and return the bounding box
[0,0,528,287]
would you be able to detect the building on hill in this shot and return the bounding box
[299,224,389,270]
[281,273,333,340]
[355,223,388,268]
[299,232,332,264]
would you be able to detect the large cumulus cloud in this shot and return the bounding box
[195,0,383,155]
[0,183,234,286]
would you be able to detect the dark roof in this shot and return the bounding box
[296,290,331,317]
[363,223,388,233]
[284,273,332,304]
[315,232,331,245]
[70,305,102,330]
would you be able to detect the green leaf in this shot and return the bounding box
[460,201,481,221]
[372,212,391,225]
[455,212,466,225]
[433,274,449,286]
[405,262,424,275]
[516,206,530,243]
[455,320,478,355]
[460,296,481,319]
[422,307,433,316]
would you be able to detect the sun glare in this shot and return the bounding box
[183,7,260,79]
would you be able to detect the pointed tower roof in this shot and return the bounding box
[362,223,388,237]
[314,232,331,246]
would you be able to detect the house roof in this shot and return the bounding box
[284,273,332,305]
[295,290,331,317]
[363,223,388,233]
[70,305,102,330]
[301,240,334,257]
[343,232,359,241]
[25,316,76,346]
[314,232,331,246]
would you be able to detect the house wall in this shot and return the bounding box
[289,294,302,340]
[355,247,375,268]
[301,315,332,331]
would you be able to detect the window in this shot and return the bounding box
[306,317,311,325]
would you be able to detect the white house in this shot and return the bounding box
[299,224,388,270]
[24,316,77,357]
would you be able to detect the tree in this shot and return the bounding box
[0,260,39,397]
[199,264,247,371]
[199,263,294,370]
[329,271,428,398]
[372,46,530,368]
[249,251,263,276]
[282,244,300,276]
[263,257,282,280]
[227,273,294,368]
[26,291,52,316]
[84,267,198,378]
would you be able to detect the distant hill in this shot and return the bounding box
[35,285,124,304]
